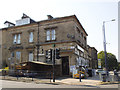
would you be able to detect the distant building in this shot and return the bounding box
[0,30,2,68]
[87,45,98,69]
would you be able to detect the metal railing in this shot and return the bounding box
[2,70,52,82]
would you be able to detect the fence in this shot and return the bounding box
[99,71,120,82]
[2,69,53,82]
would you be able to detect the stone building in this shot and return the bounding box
[87,45,98,69]
[0,30,2,68]
[0,14,97,76]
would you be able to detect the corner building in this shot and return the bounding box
[1,14,94,76]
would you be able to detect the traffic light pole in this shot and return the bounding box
[53,44,56,82]
[53,49,55,82]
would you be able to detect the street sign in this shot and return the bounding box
[98,59,101,68]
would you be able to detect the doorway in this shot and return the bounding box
[61,56,69,75]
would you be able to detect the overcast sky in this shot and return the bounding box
[0,0,119,60]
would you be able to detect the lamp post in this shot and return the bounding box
[102,19,115,75]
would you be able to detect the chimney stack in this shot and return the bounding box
[47,15,53,20]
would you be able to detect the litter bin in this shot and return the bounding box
[102,73,106,82]
[88,69,92,77]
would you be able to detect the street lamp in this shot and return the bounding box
[102,19,115,75]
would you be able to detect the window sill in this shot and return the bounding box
[13,43,21,45]
[29,42,34,44]
[45,39,56,42]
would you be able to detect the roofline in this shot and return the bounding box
[4,21,15,25]
[0,15,88,36]
[87,45,98,52]
[91,47,98,52]
[72,15,88,36]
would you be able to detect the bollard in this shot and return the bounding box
[50,72,51,82]
[17,70,19,80]
[17,74,19,80]
[79,71,81,82]
[4,70,6,79]
[32,73,34,81]
[102,74,106,82]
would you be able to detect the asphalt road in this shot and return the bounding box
[0,79,119,88]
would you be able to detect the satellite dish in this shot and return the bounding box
[67,34,70,38]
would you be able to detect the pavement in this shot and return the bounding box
[1,79,118,88]
[1,75,119,87]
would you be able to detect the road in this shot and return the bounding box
[0,79,119,88]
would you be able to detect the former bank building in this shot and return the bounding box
[0,14,98,76]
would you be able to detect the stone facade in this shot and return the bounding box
[0,30,2,68]
[0,14,97,75]
[87,45,98,69]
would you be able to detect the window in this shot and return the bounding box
[11,52,14,57]
[81,32,83,37]
[46,30,50,41]
[16,51,21,60]
[13,35,17,44]
[51,29,55,40]
[84,36,86,46]
[29,32,33,42]
[46,29,56,41]
[17,34,21,44]
[13,34,21,44]
[84,36,86,41]
[29,52,33,61]
[42,49,44,54]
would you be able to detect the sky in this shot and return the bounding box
[0,0,119,60]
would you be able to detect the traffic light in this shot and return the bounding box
[46,49,52,62]
[56,48,60,59]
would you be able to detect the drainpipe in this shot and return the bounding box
[36,22,40,61]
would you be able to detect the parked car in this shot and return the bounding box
[73,70,86,79]
[96,69,106,74]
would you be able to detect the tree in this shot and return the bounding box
[98,51,118,71]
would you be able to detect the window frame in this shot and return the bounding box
[13,34,17,44]
[13,34,21,44]
[46,29,56,41]
[17,34,21,44]
[29,51,33,61]
[16,51,21,60]
[51,29,56,40]
[46,30,51,41]
[29,32,34,43]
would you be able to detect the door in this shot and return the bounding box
[61,56,69,75]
